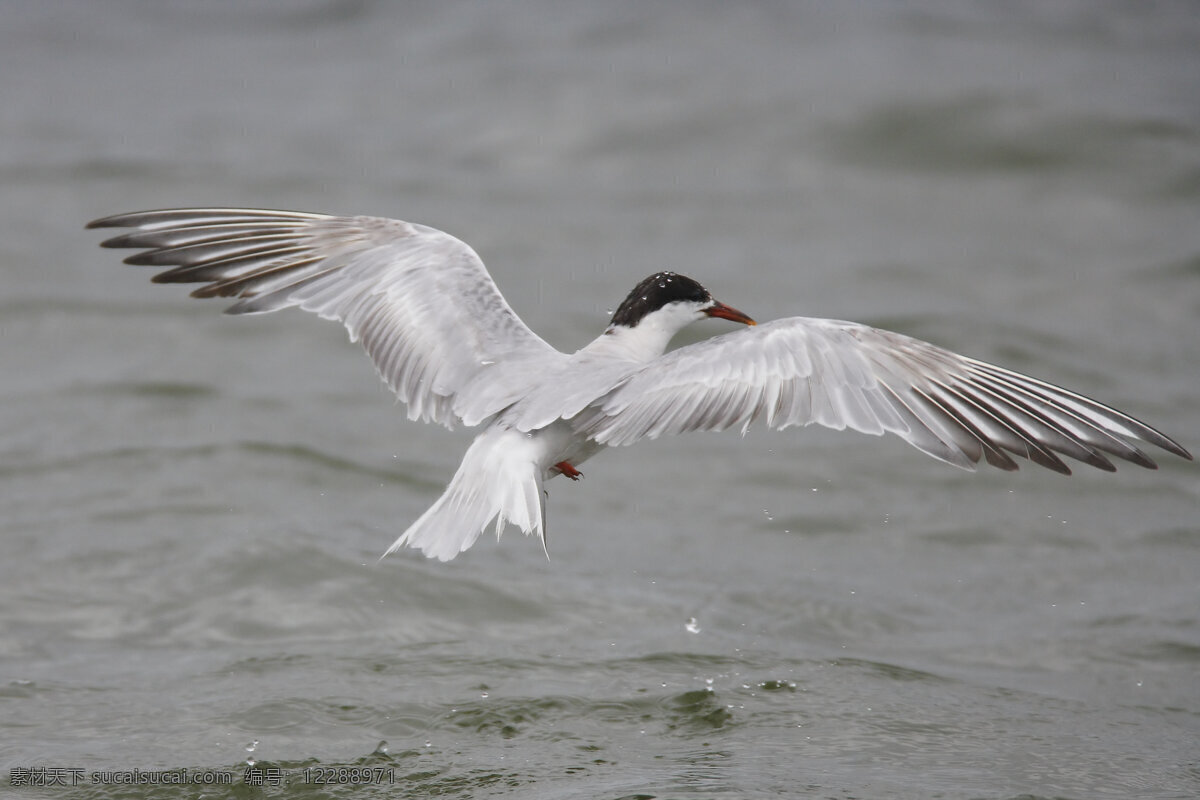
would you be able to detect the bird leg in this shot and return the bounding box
[554,460,583,480]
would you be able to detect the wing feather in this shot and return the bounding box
[572,317,1191,472]
[89,208,564,428]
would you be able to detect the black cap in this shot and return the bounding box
[609,272,711,328]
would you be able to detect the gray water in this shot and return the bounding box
[3,2,1199,798]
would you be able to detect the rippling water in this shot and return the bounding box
[3,2,1198,798]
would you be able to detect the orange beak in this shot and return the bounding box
[705,301,756,326]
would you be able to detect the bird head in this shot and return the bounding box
[608,272,756,333]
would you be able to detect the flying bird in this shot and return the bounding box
[88,208,1192,561]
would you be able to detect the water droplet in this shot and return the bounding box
[685,617,701,634]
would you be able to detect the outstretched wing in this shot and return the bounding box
[88,208,564,428]
[572,317,1191,473]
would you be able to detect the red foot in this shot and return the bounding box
[554,460,583,481]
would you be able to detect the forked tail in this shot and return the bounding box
[383,428,547,561]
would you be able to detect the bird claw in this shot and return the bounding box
[554,460,583,480]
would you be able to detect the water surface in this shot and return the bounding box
[2,2,1198,798]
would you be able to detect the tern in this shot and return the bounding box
[89,208,1191,561]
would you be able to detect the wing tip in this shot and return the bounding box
[1162,439,1194,462]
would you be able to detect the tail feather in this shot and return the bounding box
[384,428,547,561]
